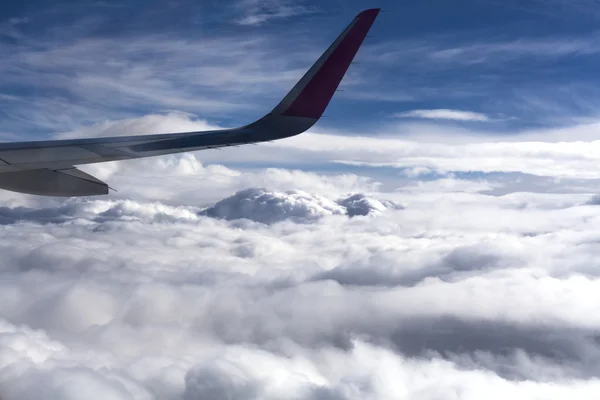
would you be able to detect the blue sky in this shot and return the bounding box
[4,0,600,141]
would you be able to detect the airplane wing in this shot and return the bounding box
[0,8,380,196]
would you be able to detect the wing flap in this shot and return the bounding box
[0,168,109,196]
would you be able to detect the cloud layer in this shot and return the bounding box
[1,152,600,398]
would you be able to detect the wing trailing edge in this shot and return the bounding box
[0,168,108,196]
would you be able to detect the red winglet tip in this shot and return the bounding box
[279,8,381,120]
[358,8,381,17]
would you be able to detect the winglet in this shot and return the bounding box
[271,8,380,120]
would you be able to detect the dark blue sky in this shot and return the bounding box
[3,0,600,139]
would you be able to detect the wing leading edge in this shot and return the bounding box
[0,8,380,196]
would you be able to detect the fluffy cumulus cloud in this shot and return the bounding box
[201,188,400,224]
[1,137,600,399]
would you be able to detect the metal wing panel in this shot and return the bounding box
[0,146,105,165]
[0,168,109,196]
[0,115,316,171]
[0,129,236,171]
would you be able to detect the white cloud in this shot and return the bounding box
[257,124,600,180]
[233,0,314,26]
[1,161,600,398]
[337,193,401,217]
[77,156,381,208]
[398,178,496,194]
[202,188,346,224]
[397,109,491,122]
[200,188,400,224]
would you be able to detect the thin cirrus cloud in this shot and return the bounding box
[428,37,600,63]
[0,8,330,137]
[396,109,491,122]
[356,30,600,125]
[233,0,315,26]
[480,0,600,19]
[0,34,307,115]
[365,35,600,68]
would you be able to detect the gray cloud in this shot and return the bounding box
[585,194,600,205]
[311,242,521,288]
